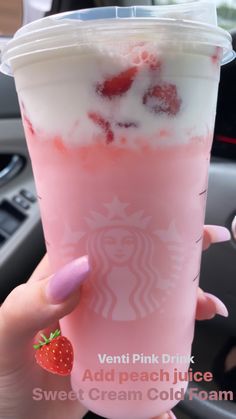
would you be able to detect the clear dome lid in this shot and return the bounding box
[1,2,235,75]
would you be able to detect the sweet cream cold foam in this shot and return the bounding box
[1,3,234,419]
[14,45,218,147]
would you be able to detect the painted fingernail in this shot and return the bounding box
[197,287,205,297]
[204,293,228,317]
[205,225,231,243]
[46,256,89,304]
[158,412,177,419]
[231,216,236,240]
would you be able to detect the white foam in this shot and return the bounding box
[13,42,220,148]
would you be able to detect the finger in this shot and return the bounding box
[152,411,177,419]
[30,255,59,343]
[196,288,228,320]
[0,256,89,363]
[30,257,59,340]
[203,225,231,250]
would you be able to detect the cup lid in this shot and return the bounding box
[1,2,235,75]
[18,1,219,31]
[0,37,11,60]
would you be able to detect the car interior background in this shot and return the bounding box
[0,1,235,418]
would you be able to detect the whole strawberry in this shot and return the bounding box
[33,329,74,376]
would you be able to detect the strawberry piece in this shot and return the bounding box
[34,329,73,376]
[149,58,161,71]
[143,82,181,116]
[20,101,35,135]
[23,114,35,135]
[116,121,138,128]
[53,136,67,153]
[211,46,222,66]
[88,112,114,144]
[96,67,137,99]
[139,51,161,72]
[130,44,161,72]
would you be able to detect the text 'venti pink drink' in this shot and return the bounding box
[1,3,234,418]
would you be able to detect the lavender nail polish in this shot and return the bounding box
[46,256,89,304]
[205,225,231,244]
[204,293,228,317]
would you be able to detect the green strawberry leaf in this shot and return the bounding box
[33,329,61,349]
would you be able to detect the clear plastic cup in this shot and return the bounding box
[1,3,234,418]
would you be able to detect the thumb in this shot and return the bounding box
[0,256,89,360]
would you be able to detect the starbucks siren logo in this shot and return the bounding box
[60,197,184,320]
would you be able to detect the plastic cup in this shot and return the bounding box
[1,2,234,418]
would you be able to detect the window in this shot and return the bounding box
[152,0,236,30]
[1,1,236,37]
[0,0,22,36]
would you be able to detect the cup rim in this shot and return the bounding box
[1,11,235,76]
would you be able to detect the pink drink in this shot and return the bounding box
[19,49,215,418]
[1,4,233,419]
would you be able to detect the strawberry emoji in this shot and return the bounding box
[143,82,181,116]
[33,329,74,376]
[96,66,138,99]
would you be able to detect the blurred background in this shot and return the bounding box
[1,0,236,37]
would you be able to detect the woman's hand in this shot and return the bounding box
[0,256,89,419]
[0,225,230,419]
[154,225,230,419]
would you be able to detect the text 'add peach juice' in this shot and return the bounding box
[1,3,234,418]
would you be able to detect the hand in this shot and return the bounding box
[0,226,230,419]
[154,225,230,419]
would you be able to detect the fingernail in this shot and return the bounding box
[204,293,228,317]
[46,256,89,304]
[197,287,205,297]
[205,225,231,243]
[232,216,236,240]
[157,412,177,419]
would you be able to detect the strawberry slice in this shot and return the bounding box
[130,44,161,72]
[34,329,73,376]
[143,82,181,116]
[96,67,137,99]
[148,57,161,71]
[137,52,161,71]
[88,112,114,144]
[20,101,35,135]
